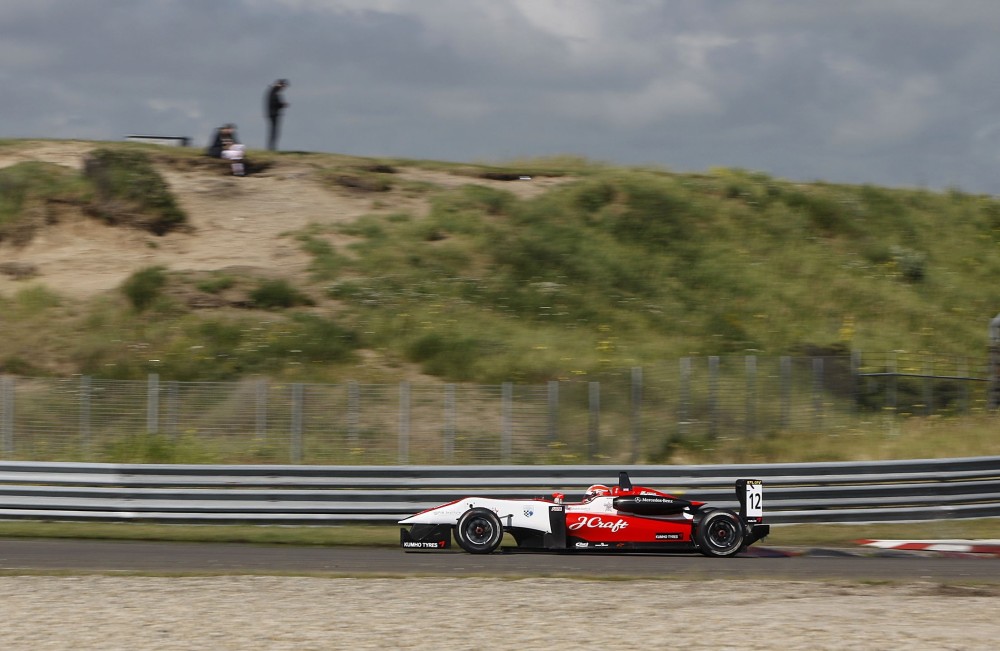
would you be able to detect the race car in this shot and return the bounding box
[400,472,768,557]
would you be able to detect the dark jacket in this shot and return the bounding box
[266,84,287,118]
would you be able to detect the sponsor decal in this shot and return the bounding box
[567,516,629,533]
[655,533,682,540]
[402,541,447,549]
[524,508,534,518]
[595,543,610,548]
[575,542,590,548]
[551,506,564,512]
[634,496,674,504]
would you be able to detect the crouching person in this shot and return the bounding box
[206,123,246,176]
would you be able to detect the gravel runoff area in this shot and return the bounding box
[2,576,999,650]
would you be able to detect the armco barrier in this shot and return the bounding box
[0,457,999,525]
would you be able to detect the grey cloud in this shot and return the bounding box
[3,0,1000,192]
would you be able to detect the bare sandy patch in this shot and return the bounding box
[1,576,997,650]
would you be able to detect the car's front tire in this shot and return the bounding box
[694,509,744,557]
[454,507,504,554]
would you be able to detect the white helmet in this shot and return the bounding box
[584,484,611,500]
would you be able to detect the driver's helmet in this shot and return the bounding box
[584,484,611,501]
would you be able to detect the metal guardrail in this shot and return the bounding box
[1,457,999,525]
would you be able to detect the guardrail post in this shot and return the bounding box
[146,373,159,434]
[398,381,410,464]
[588,381,600,462]
[1,376,14,457]
[501,382,513,463]
[443,384,455,463]
[745,356,756,438]
[547,380,559,444]
[290,383,303,463]
[79,375,91,454]
[630,367,642,464]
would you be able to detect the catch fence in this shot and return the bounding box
[0,352,995,465]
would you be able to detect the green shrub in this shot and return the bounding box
[406,332,494,380]
[891,245,928,283]
[287,313,359,363]
[14,285,61,314]
[196,275,236,294]
[249,279,314,309]
[296,233,348,280]
[0,162,88,243]
[83,148,186,235]
[122,266,168,312]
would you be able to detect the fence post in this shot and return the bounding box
[990,313,1000,410]
[347,380,360,449]
[745,356,756,438]
[146,373,159,434]
[290,383,304,463]
[501,382,513,463]
[850,350,861,413]
[255,379,268,440]
[398,381,410,464]
[1,376,14,457]
[959,359,970,414]
[444,384,455,463]
[780,356,791,429]
[588,381,600,462]
[708,356,719,439]
[79,375,91,454]
[547,380,559,444]
[679,357,691,438]
[165,380,179,439]
[923,358,933,416]
[630,367,642,464]
[812,358,824,431]
[888,352,898,415]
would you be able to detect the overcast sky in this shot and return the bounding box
[5,0,1000,193]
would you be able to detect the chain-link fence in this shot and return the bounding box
[1,352,995,464]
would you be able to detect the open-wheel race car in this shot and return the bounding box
[400,472,768,557]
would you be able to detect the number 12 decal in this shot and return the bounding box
[744,480,763,519]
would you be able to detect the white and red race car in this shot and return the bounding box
[400,472,768,557]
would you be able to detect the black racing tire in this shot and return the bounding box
[694,509,744,558]
[454,507,504,554]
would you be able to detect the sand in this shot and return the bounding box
[1,576,998,650]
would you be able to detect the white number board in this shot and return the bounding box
[744,479,763,519]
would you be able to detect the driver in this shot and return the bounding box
[583,484,611,501]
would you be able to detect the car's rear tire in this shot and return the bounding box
[694,509,744,557]
[454,508,504,554]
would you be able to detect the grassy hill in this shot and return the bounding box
[1,139,999,385]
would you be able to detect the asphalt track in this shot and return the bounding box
[2,538,1000,582]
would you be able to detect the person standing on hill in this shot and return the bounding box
[265,79,289,151]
